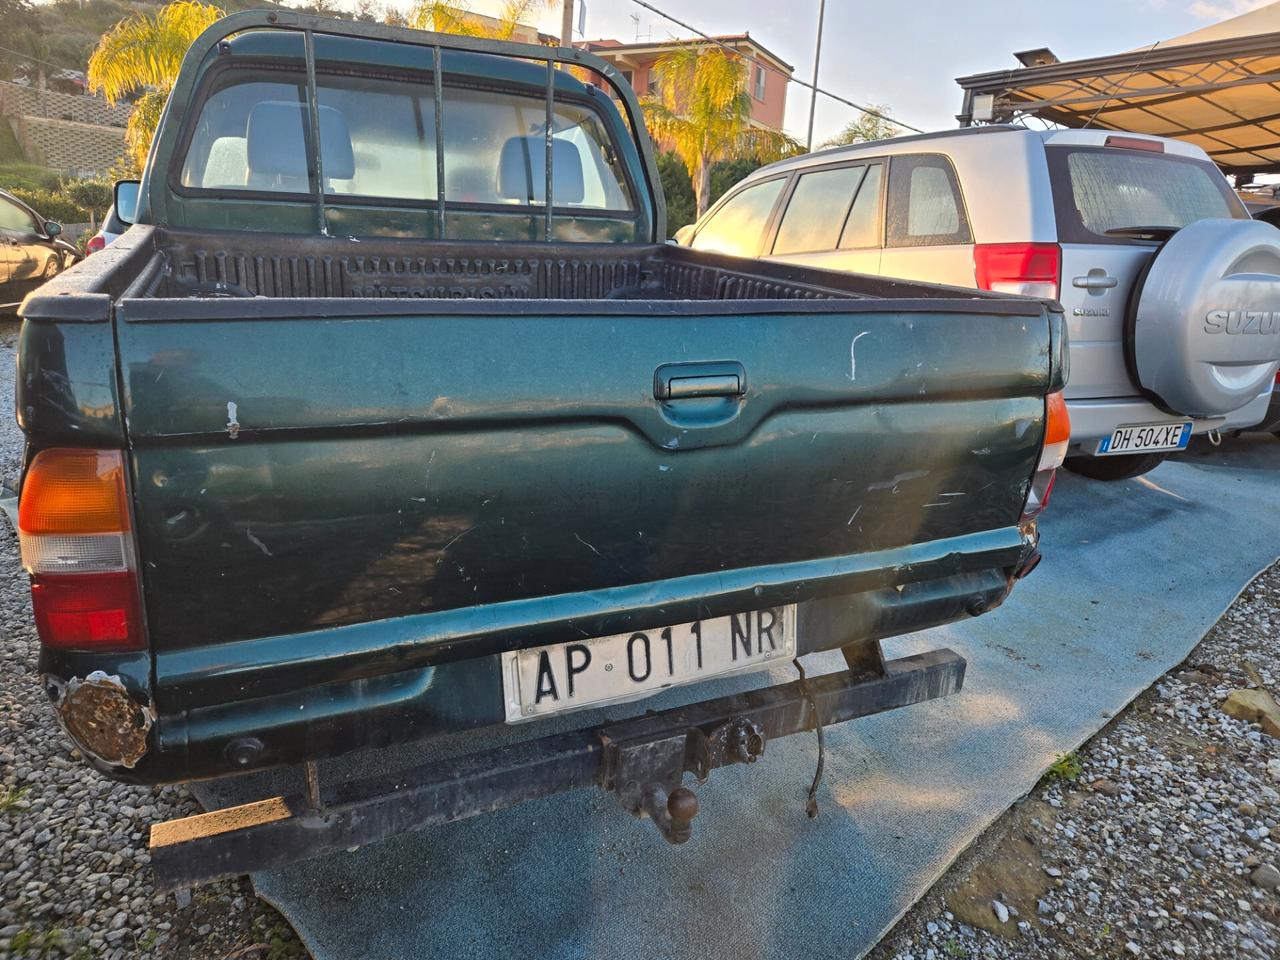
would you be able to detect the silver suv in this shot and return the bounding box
[674,127,1280,480]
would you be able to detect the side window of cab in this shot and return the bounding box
[689,178,787,257]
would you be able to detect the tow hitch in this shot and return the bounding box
[149,646,964,889]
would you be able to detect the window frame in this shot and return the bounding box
[169,58,643,222]
[752,65,767,101]
[688,174,790,258]
[766,158,886,256]
[837,160,885,251]
[884,152,972,249]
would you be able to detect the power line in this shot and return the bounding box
[626,0,923,135]
[0,43,84,75]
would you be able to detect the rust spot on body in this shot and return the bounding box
[53,672,152,769]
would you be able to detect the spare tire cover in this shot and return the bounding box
[1128,218,1280,417]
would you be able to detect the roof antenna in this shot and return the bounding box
[1082,41,1160,129]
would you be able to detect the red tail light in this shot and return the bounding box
[84,234,105,255]
[974,243,1061,300]
[18,449,143,651]
[31,572,142,649]
[1022,392,1070,522]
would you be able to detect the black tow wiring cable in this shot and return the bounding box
[627,0,924,134]
[792,658,826,818]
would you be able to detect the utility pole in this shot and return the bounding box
[560,0,575,47]
[805,0,826,152]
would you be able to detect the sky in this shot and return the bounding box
[350,0,1276,145]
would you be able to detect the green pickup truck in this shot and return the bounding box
[14,13,1067,886]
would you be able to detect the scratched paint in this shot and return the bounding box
[848,331,870,381]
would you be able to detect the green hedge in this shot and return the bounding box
[6,187,88,225]
[0,163,64,194]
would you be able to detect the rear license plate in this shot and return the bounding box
[1096,421,1192,456]
[501,606,798,722]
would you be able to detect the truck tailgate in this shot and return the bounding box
[115,296,1054,708]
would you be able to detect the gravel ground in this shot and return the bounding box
[872,560,1280,960]
[2,310,1277,960]
[0,321,304,960]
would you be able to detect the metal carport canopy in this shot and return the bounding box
[955,2,1280,173]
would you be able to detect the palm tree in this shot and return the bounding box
[642,47,800,216]
[404,1,549,41]
[87,1,225,173]
[823,107,900,148]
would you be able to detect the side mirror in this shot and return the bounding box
[114,179,140,226]
[44,221,61,238]
[672,224,695,246]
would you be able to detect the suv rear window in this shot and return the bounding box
[1048,146,1246,243]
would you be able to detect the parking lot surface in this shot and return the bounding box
[195,439,1280,960]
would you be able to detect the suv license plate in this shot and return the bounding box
[1097,421,1192,456]
[501,606,798,722]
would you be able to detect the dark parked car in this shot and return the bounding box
[0,188,78,311]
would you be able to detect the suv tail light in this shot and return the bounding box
[974,243,1061,300]
[84,234,105,255]
[1022,392,1070,522]
[18,449,143,651]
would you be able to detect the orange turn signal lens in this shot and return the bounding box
[1024,392,1071,522]
[1045,392,1071,446]
[19,449,131,536]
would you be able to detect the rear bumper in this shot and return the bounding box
[1065,389,1273,451]
[71,526,1036,785]
[1222,388,1275,432]
[1254,389,1280,433]
[150,647,967,889]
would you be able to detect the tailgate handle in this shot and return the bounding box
[654,362,747,400]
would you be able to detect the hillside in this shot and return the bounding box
[11,0,366,78]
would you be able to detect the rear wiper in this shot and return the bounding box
[1104,225,1179,241]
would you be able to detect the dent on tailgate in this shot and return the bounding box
[116,299,1049,673]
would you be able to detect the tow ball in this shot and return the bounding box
[640,785,700,844]
[604,716,768,844]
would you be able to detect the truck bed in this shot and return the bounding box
[45,226,1031,308]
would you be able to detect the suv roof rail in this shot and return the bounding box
[753,124,1029,179]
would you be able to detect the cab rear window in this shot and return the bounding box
[1047,146,1246,244]
[178,68,635,213]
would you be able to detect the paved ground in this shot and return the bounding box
[0,302,1277,960]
